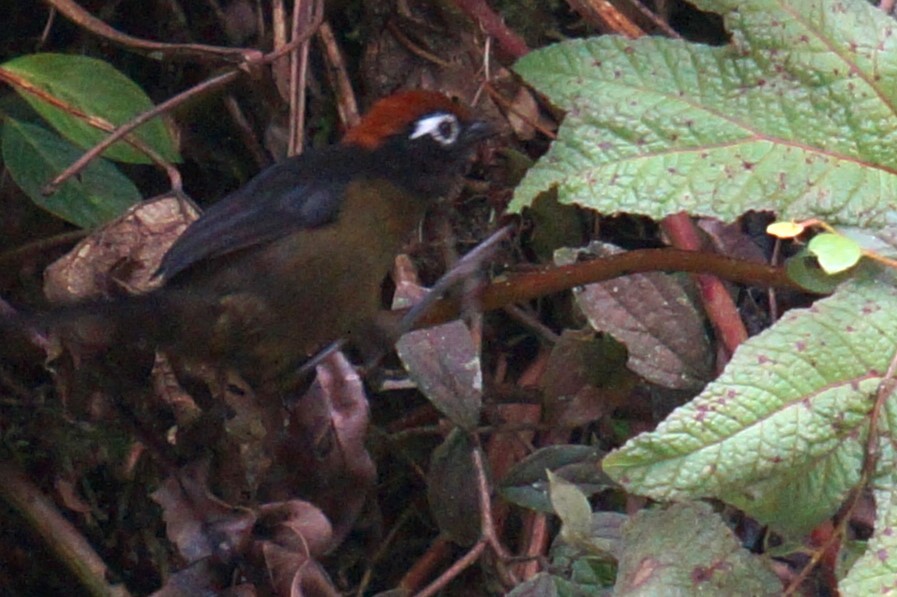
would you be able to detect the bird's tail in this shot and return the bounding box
[1,293,178,356]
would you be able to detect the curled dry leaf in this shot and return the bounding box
[263,352,375,549]
[44,193,199,303]
[506,86,553,141]
[251,500,338,597]
[150,461,256,564]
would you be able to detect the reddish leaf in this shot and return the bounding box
[150,461,255,563]
[563,243,713,390]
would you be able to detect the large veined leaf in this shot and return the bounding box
[838,400,897,594]
[602,276,897,535]
[613,502,780,595]
[511,0,897,227]
[2,53,180,164]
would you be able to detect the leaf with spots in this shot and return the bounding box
[511,0,897,227]
[613,502,780,595]
[839,399,897,593]
[603,277,897,535]
[558,243,713,390]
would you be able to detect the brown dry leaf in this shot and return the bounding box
[506,86,548,141]
[150,461,256,564]
[256,500,334,558]
[53,476,92,515]
[256,544,338,597]
[427,429,481,546]
[263,352,375,549]
[151,353,201,428]
[560,243,714,390]
[44,193,199,303]
[251,500,337,597]
[206,368,278,502]
[540,330,633,430]
[697,217,769,263]
[394,279,483,431]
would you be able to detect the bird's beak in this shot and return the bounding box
[464,120,496,145]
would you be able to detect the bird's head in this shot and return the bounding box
[343,90,492,198]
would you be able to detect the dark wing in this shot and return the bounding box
[158,151,350,281]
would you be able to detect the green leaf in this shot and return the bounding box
[501,445,610,513]
[2,53,180,164]
[2,118,140,227]
[839,402,897,593]
[548,470,594,547]
[808,233,863,274]
[840,482,897,593]
[603,277,897,534]
[507,573,562,597]
[511,0,897,227]
[613,502,781,595]
[785,248,853,294]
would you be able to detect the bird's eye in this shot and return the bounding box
[410,113,460,146]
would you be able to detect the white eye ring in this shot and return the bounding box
[410,113,460,146]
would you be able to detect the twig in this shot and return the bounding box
[399,224,513,335]
[398,537,453,593]
[222,94,271,169]
[416,247,808,329]
[0,230,87,269]
[483,83,557,140]
[414,444,516,597]
[784,349,897,594]
[0,460,132,597]
[287,0,315,156]
[46,0,260,63]
[628,0,682,39]
[387,20,453,68]
[0,297,52,353]
[0,67,182,191]
[566,0,645,37]
[41,70,238,194]
[40,2,324,193]
[414,540,486,597]
[318,20,360,128]
[449,0,530,59]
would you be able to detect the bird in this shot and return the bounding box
[40,90,492,395]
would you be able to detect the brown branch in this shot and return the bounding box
[449,0,530,59]
[785,348,897,593]
[0,66,179,189]
[46,0,260,63]
[0,460,131,597]
[398,537,453,593]
[662,213,748,359]
[318,20,360,129]
[287,0,315,156]
[628,0,682,39]
[566,0,645,37]
[33,69,234,192]
[417,247,805,328]
[39,2,324,194]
